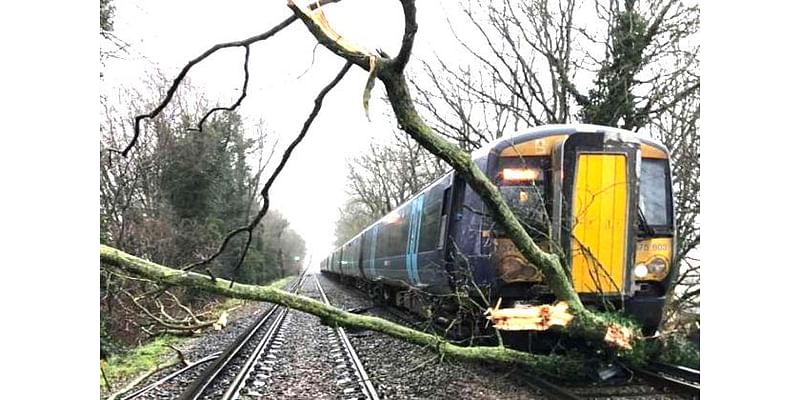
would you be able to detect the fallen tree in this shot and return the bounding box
[101,244,635,374]
[286,0,634,347]
[109,0,655,361]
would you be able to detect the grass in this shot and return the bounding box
[100,335,180,394]
[267,275,295,290]
[100,275,294,394]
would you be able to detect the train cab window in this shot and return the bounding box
[640,158,671,227]
[497,157,551,236]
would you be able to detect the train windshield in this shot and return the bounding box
[497,157,550,236]
[639,158,671,227]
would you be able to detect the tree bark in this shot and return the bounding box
[286,0,628,346]
[101,245,596,371]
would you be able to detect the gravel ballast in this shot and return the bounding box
[108,273,691,400]
[317,274,548,400]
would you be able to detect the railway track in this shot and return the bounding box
[630,362,700,399]
[172,272,378,400]
[176,273,309,400]
[515,361,699,400]
[313,275,380,400]
[118,352,221,400]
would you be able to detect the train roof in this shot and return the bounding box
[472,124,670,159]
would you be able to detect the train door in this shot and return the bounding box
[556,132,639,297]
[405,174,454,292]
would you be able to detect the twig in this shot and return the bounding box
[118,0,342,157]
[190,45,251,133]
[106,356,182,400]
[181,61,354,284]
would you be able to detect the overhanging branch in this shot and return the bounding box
[118,0,342,157]
[182,61,353,275]
[101,244,574,370]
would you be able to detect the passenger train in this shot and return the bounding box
[321,124,676,336]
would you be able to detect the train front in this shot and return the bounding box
[484,125,676,334]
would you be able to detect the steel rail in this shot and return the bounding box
[313,275,380,400]
[220,302,292,399]
[120,352,222,400]
[630,364,700,398]
[649,362,700,384]
[177,271,308,400]
[516,370,584,400]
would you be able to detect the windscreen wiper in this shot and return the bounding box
[637,205,656,236]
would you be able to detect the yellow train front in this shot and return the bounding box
[321,124,676,336]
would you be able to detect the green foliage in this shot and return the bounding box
[238,247,276,285]
[528,352,591,380]
[620,335,657,367]
[656,334,699,369]
[100,0,115,32]
[621,334,699,369]
[100,335,179,389]
[100,317,120,359]
[161,113,247,223]
[579,9,650,128]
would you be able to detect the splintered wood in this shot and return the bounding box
[485,300,574,331]
[288,0,373,56]
[486,301,634,349]
[212,311,228,331]
[603,323,634,350]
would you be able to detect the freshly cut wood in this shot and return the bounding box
[604,323,635,350]
[101,245,616,372]
[486,301,574,331]
[286,0,638,352]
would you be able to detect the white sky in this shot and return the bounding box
[101,0,465,267]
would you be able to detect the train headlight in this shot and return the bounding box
[634,257,669,280]
[634,263,649,279]
[646,257,668,279]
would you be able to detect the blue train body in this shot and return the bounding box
[321,124,677,335]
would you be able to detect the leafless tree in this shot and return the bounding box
[411,0,699,146]
[409,0,700,328]
[335,131,448,245]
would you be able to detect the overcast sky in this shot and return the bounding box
[100,0,690,270]
[101,0,471,267]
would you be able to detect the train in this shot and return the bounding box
[321,124,676,336]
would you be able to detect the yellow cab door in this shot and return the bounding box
[570,153,629,294]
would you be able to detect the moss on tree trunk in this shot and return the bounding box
[101,245,593,372]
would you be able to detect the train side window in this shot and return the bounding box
[640,158,671,227]
[376,207,409,257]
[438,187,451,250]
[362,228,373,267]
[419,185,444,252]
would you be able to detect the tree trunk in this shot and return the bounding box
[283,0,636,349]
[100,245,619,371]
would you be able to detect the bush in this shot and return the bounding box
[657,334,699,369]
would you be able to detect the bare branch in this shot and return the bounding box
[181,61,353,278]
[190,45,251,133]
[393,0,418,71]
[119,0,342,157]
